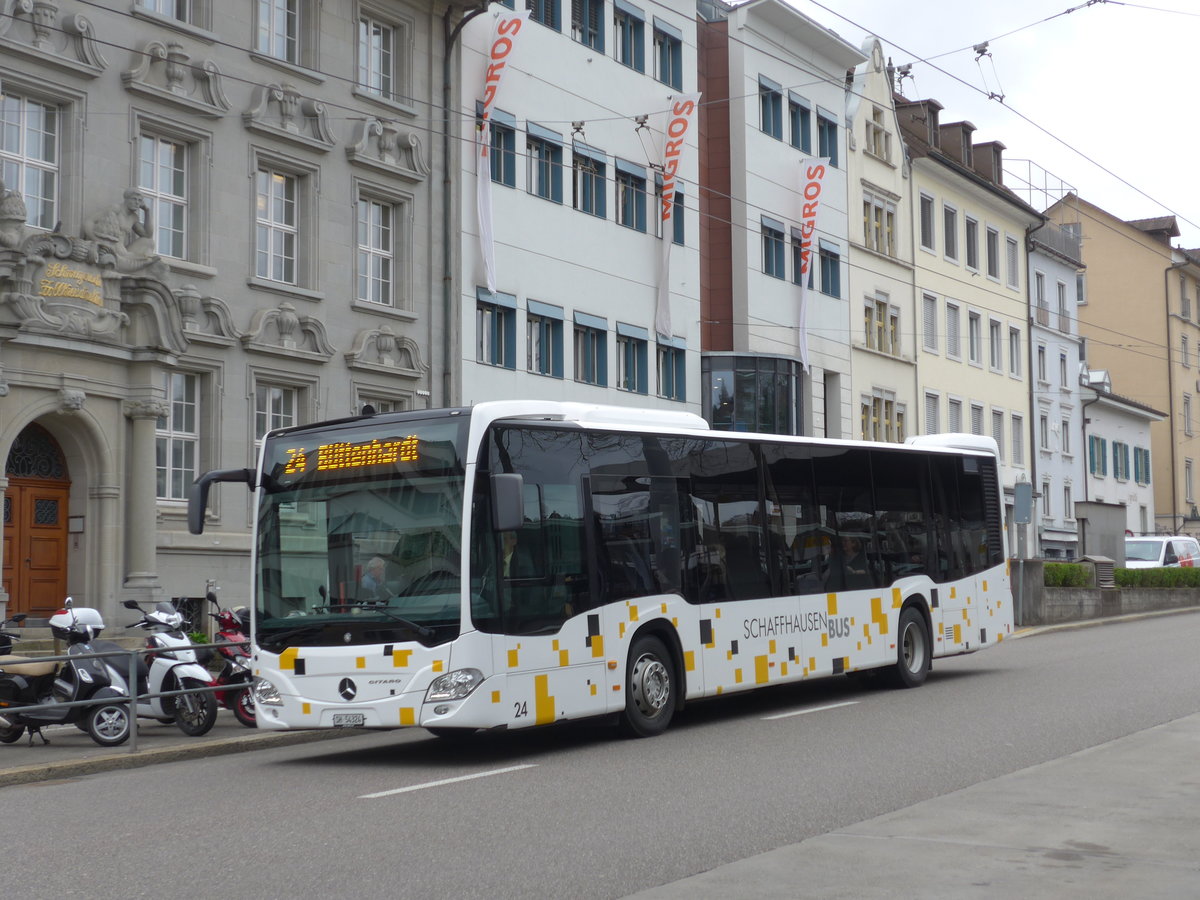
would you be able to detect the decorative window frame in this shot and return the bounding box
[248,146,322,299]
[131,108,213,268]
[351,175,415,315]
[353,1,416,117]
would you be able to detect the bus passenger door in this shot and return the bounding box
[480,428,608,729]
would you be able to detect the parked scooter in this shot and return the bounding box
[0,599,132,747]
[98,598,218,736]
[207,590,256,728]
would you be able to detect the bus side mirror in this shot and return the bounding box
[188,468,255,535]
[490,473,525,532]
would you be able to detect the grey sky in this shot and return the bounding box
[787,0,1200,246]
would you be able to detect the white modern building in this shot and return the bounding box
[846,39,916,444]
[456,0,701,414]
[1026,211,1086,557]
[696,0,864,435]
[1080,371,1163,538]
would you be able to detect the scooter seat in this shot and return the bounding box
[0,655,57,677]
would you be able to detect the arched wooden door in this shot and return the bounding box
[3,424,71,618]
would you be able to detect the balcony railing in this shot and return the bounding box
[1031,221,1082,265]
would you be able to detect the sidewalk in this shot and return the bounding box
[0,711,356,788]
[627,711,1200,899]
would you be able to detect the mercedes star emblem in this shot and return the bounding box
[338,678,357,701]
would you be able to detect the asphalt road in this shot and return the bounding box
[5,612,1199,899]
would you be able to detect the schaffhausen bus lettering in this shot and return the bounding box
[743,612,850,640]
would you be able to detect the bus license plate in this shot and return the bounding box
[332,713,365,727]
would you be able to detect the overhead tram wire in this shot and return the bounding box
[800,0,1200,238]
[14,1,1196,372]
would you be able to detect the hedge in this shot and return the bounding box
[1115,567,1200,588]
[1043,563,1090,587]
[1042,564,1200,588]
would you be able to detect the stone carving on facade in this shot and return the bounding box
[123,398,170,420]
[0,178,29,248]
[0,0,107,76]
[57,387,85,414]
[120,276,188,356]
[0,230,193,353]
[241,301,334,361]
[346,118,430,183]
[344,326,427,380]
[122,40,232,117]
[82,188,168,277]
[174,284,240,346]
[1,232,129,339]
[243,84,336,151]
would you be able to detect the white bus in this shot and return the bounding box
[189,401,1012,738]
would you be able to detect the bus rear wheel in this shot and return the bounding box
[620,635,674,738]
[892,607,931,688]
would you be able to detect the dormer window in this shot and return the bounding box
[962,133,973,167]
[866,106,891,162]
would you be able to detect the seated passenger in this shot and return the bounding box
[501,530,538,579]
[825,536,874,591]
[360,556,390,602]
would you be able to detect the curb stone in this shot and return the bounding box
[0,727,362,788]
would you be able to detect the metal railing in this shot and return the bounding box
[0,639,250,753]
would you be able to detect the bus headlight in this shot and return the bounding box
[425,668,484,703]
[253,677,283,707]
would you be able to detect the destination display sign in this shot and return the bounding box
[265,417,466,487]
[282,436,420,476]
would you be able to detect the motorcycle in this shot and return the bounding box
[97,598,218,737]
[0,599,132,747]
[206,590,256,728]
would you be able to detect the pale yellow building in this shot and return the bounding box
[898,98,1041,531]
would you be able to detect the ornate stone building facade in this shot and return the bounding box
[0,0,467,621]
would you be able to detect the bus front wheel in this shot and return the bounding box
[620,635,675,738]
[892,607,931,688]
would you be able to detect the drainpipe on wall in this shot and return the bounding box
[442,4,490,407]
[1025,219,1047,558]
[1165,260,1188,532]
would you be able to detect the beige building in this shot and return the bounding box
[0,0,469,623]
[1047,197,1200,535]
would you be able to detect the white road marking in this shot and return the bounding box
[358,764,538,799]
[762,700,859,721]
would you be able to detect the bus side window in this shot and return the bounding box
[869,450,931,582]
[812,445,885,590]
[929,456,966,582]
[762,443,820,595]
[476,426,593,635]
[680,439,767,602]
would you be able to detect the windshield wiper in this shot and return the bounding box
[257,622,326,648]
[309,604,435,640]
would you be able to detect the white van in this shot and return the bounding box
[1124,535,1200,569]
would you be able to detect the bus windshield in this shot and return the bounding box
[254,416,467,651]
